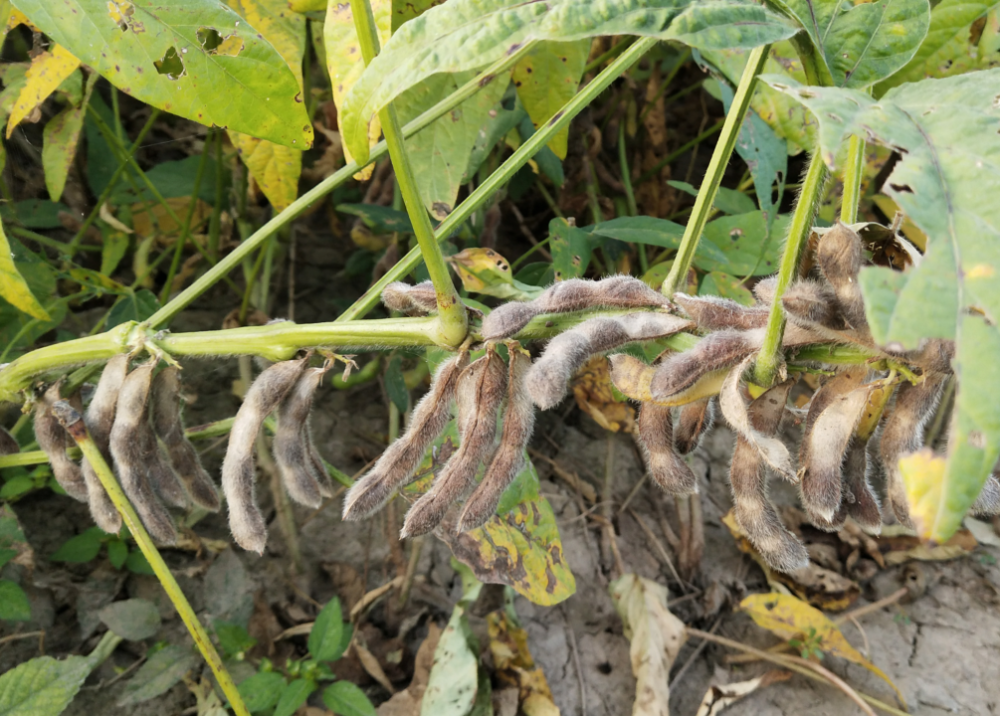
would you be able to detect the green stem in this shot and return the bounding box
[662,43,771,296]
[349,0,467,347]
[840,135,865,224]
[752,152,829,386]
[160,134,212,304]
[144,46,530,330]
[584,37,634,74]
[340,36,659,322]
[53,405,249,716]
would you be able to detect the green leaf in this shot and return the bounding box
[341,0,798,162]
[98,598,161,641]
[100,229,130,277]
[764,69,1000,542]
[106,289,161,329]
[114,156,227,206]
[237,671,287,712]
[698,211,791,276]
[322,681,376,716]
[42,71,96,203]
[0,218,49,321]
[117,645,198,706]
[50,528,103,563]
[125,550,154,575]
[667,180,757,215]
[0,476,34,501]
[308,597,345,662]
[511,39,589,159]
[385,356,410,414]
[391,0,437,31]
[397,69,510,218]
[0,654,92,716]
[274,678,316,716]
[875,0,1000,92]
[549,217,592,280]
[463,102,525,183]
[420,604,478,716]
[699,271,754,305]
[14,0,312,148]
[586,216,732,261]
[215,622,257,659]
[106,539,128,569]
[0,200,72,229]
[0,580,30,621]
[337,204,413,234]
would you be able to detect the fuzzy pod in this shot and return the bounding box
[35,383,88,502]
[840,440,883,533]
[796,367,868,524]
[718,355,797,482]
[109,364,177,545]
[971,473,1000,516]
[729,379,809,573]
[527,312,692,410]
[780,279,848,333]
[222,357,309,553]
[878,373,947,527]
[904,339,954,374]
[673,293,769,331]
[636,401,697,494]
[0,426,18,455]
[816,222,867,330]
[81,355,129,533]
[382,281,438,315]
[403,349,509,538]
[610,354,728,407]
[481,275,672,340]
[343,351,470,521]
[675,397,716,455]
[151,366,221,512]
[273,367,329,508]
[458,350,536,532]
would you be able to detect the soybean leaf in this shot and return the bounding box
[14,0,312,147]
[0,218,49,321]
[341,0,798,162]
[385,357,410,414]
[115,156,226,206]
[106,539,128,569]
[875,0,1000,92]
[203,548,253,626]
[106,289,161,329]
[699,271,754,305]
[237,671,286,712]
[511,39,589,159]
[463,101,525,183]
[397,68,510,218]
[274,678,316,716]
[98,598,161,641]
[667,180,757,215]
[586,216,729,265]
[516,114,564,187]
[450,248,543,301]
[7,44,80,137]
[338,204,413,234]
[308,597,345,662]
[323,681,376,716]
[0,580,30,621]
[84,94,117,196]
[549,217,592,280]
[764,69,1000,542]
[698,211,791,276]
[42,71,97,203]
[0,200,72,229]
[420,604,478,716]
[50,527,104,563]
[117,645,199,706]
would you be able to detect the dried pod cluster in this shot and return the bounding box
[32,359,219,545]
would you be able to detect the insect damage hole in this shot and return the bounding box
[197,27,244,57]
[154,47,185,79]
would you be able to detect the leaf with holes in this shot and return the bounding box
[13,0,312,147]
[7,44,80,138]
[549,217,592,280]
[764,69,1000,542]
[341,0,798,162]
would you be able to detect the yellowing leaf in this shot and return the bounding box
[7,44,80,138]
[695,672,790,716]
[0,219,50,320]
[872,194,927,251]
[224,0,306,86]
[449,248,542,300]
[287,0,325,11]
[740,592,906,709]
[572,356,635,433]
[228,132,302,211]
[131,197,210,236]
[42,70,97,202]
[610,573,687,716]
[6,8,39,32]
[898,448,986,544]
[488,610,559,715]
[512,39,589,159]
[324,0,390,180]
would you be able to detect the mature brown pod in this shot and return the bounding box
[815,222,867,330]
[273,367,329,508]
[728,379,808,572]
[481,275,672,340]
[527,312,692,410]
[151,366,221,511]
[222,357,309,553]
[636,401,697,494]
[81,354,129,533]
[673,293,769,331]
[109,364,178,545]
[343,351,470,521]
[674,397,715,455]
[35,383,88,502]
[382,281,438,315]
[0,426,18,455]
[972,473,1000,516]
[457,350,536,532]
[878,373,947,527]
[403,349,508,537]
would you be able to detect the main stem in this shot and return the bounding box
[840,135,865,224]
[752,151,829,386]
[55,405,250,716]
[662,43,771,297]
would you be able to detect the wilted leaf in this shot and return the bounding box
[228,132,302,212]
[610,573,687,716]
[130,197,210,236]
[880,521,978,564]
[695,672,790,716]
[487,609,558,715]
[7,44,80,138]
[421,604,478,716]
[14,0,312,147]
[98,598,161,641]
[572,356,636,433]
[450,248,542,300]
[118,645,198,706]
[0,218,49,321]
[741,592,905,707]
